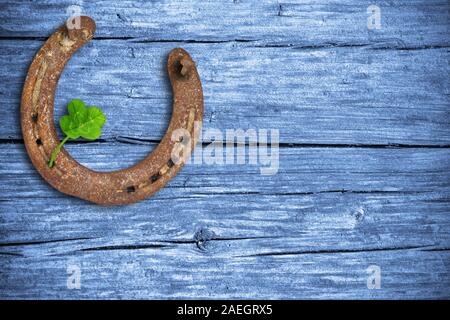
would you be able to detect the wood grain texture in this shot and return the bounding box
[1,40,449,145]
[0,0,449,299]
[1,250,449,299]
[1,0,449,47]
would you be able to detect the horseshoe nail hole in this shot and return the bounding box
[150,174,160,183]
[31,113,38,122]
[35,138,43,146]
[175,61,184,75]
[126,185,136,193]
[167,159,174,168]
[173,59,191,79]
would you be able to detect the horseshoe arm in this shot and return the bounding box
[21,17,204,205]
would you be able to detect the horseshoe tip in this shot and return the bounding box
[168,48,196,77]
[168,47,190,59]
[80,16,96,34]
[65,16,96,40]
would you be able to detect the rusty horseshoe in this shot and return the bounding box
[21,16,204,205]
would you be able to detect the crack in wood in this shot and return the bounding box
[238,245,441,258]
[79,244,168,251]
[0,237,95,247]
[0,252,24,257]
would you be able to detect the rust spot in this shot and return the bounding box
[159,164,169,176]
[32,60,48,106]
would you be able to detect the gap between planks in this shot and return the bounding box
[1,138,449,149]
[1,36,449,52]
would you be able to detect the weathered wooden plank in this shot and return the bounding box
[1,143,448,252]
[0,190,449,255]
[1,40,449,145]
[0,0,449,47]
[1,248,449,299]
[2,142,450,197]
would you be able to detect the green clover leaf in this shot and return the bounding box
[48,99,106,168]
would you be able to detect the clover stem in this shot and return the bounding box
[48,135,70,168]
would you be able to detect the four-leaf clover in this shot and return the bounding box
[49,99,106,168]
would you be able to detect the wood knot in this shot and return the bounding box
[353,206,365,222]
[193,227,215,251]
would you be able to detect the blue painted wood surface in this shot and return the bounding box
[0,0,449,299]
